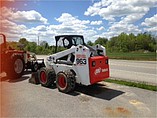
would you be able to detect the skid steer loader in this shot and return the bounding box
[34,35,109,93]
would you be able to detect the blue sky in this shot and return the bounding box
[1,0,157,45]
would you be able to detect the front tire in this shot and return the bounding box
[38,67,56,87]
[7,55,25,79]
[56,70,76,93]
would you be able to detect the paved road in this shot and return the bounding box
[0,75,156,117]
[110,59,157,85]
[36,55,157,85]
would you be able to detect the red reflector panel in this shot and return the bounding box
[89,56,109,84]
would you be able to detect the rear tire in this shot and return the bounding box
[38,67,56,87]
[7,55,25,79]
[56,70,76,93]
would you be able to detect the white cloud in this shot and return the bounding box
[1,7,48,24]
[35,25,48,31]
[97,26,105,31]
[85,0,156,22]
[122,13,145,24]
[1,20,27,33]
[90,20,102,25]
[22,12,98,43]
[1,12,99,43]
[84,0,157,38]
[110,22,141,33]
[14,10,48,24]
[54,13,91,35]
[0,7,47,41]
[142,14,157,33]
[101,21,141,38]
[144,27,157,33]
[56,13,90,26]
[141,14,157,27]
[0,19,28,41]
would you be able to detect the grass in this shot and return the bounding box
[105,79,157,91]
[107,52,156,61]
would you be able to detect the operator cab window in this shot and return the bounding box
[64,38,69,47]
[55,35,85,53]
[72,37,84,46]
[57,37,67,52]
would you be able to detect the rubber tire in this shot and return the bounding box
[38,67,56,87]
[7,55,25,79]
[29,70,40,84]
[31,62,38,72]
[56,70,76,93]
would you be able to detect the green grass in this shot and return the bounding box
[107,52,156,61]
[105,79,157,91]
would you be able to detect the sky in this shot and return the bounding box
[0,0,157,45]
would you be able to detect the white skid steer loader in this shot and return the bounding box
[33,35,109,93]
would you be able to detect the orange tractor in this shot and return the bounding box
[0,33,44,79]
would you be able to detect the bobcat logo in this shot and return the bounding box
[94,67,101,75]
[94,68,108,75]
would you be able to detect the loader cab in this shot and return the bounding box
[54,35,85,53]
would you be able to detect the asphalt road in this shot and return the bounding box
[37,55,157,85]
[110,59,157,85]
[0,75,156,117]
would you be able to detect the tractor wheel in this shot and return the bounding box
[56,70,76,93]
[38,67,56,87]
[7,55,25,79]
[31,62,38,72]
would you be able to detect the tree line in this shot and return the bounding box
[87,32,156,52]
[7,38,55,55]
[7,32,156,55]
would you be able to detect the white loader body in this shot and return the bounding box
[45,44,109,85]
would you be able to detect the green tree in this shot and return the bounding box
[107,32,156,52]
[117,32,129,52]
[87,40,94,46]
[40,41,49,49]
[19,38,28,50]
[106,36,118,52]
[25,42,37,53]
[7,41,18,50]
[36,46,43,54]
[95,37,108,46]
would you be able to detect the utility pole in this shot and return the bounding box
[38,35,39,45]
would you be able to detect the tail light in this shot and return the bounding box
[105,59,108,64]
[92,61,96,67]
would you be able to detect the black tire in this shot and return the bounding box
[7,55,25,79]
[38,67,56,87]
[29,70,40,84]
[56,70,76,93]
[31,62,38,72]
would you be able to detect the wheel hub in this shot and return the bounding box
[40,71,47,83]
[58,75,66,88]
[14,59,23,74]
